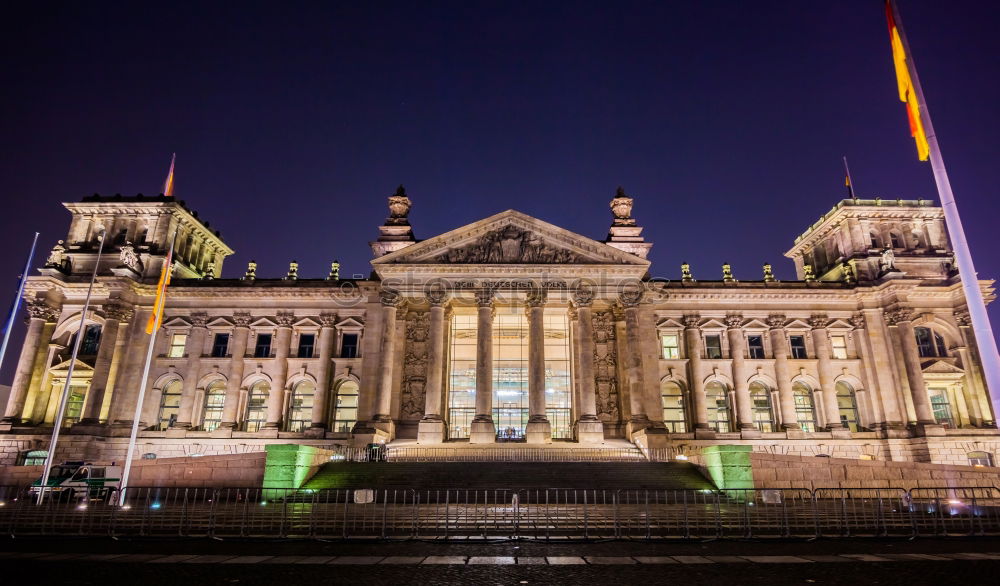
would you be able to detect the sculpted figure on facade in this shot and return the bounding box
[119,241,142,273]
[592,310,620,420]
[400,311,430,419]
[436,224,584,264]
[881,247,896,272]
[45,240,70,273]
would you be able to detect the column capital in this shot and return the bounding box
[379,289,406,309]
[884,308,913,326]
[190,311,209,328]
[233,311,253,327]
[26,299,59,323]
[101,302,134,323]
[808,314,831,329]
[849,313,866,330]
[766,314,787,330]
[682,313,701,329]
[526,287,547,307]
[474,287,495,307]
[724,313,744,330]
[319,312,338,327]
[427,288,450,307]
[616,287,643,308]
[571,286,595,307]
[276,311,296,327]
[954,309,971,327]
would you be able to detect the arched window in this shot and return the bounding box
[749,382,775,432]
[201,381,226,431]
[286,380,315,432]
[660,381,687,433]
[705,381,732,433]
[156,380,182,430]
[928,387,954,428]
[332,380,359,433]
[889,231,903,249]
[967,451,994,467]
[869,232,882,249]
[914,327,948,358]
[836,382,860,432]
[244,381,269,432]
[70,324,102,356]
[792,382,817,432]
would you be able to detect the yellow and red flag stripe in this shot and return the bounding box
[886,1,930,161]
[146,246,173,334]
[163,153,176,197]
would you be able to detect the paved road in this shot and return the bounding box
[4,538,1000,585]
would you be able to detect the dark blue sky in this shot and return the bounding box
[1,1,998,384]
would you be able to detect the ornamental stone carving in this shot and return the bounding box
[119,241,143,273]
[319,313,338,327]
[682,314,701,329]
[724,314,744,329]
[571,284,595,307]
[617,285,643,308]
[435,224,584,264]
[233,311,252,327]
[884,308,913,326]
[425,282,449,307]
[400,311,429,419]
[880,247,896,272]
[190,312,209,328]
[808,314,831,329]
[525,287,547,307]
[26,299,59,322]
[766,314,787,330]
[379,289,405,308]
[45,240,70,272]
[386,185,412,225]
[474,288,495,307]
[103,302,134,323]
[276,311,295,327]
[954,309,971,327]
[592,310,620,421]
[849,313,866,330]
[610,186,635,227]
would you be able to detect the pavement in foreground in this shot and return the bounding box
[4,537,1000,585]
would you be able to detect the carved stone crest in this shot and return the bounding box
[387,185,412,225]
[45,240,70,273]
[119,241,143,273]
[609,186,635,227]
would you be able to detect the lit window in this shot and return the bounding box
[243,381,269,432]
[332,380,359,433]
[168,333,187,358]
[792,382,816,432]
[831,335,848,359]
[928,388,953,428]
[661,334,680,359]
[789,335,808,359]
[968,451,994,468]
[750,382,774,432]
[705,382,731,433]
[836,382,860,432]
[704,335,723,359]
[286,381,314,432]
[201,382,226,431]
[157,380,182,430]
[747,335,765,359]
[253,333,272,358]
[661,381,686,433]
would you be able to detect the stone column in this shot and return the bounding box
[886,309,938,429]
[418,293,448,443]
[309,313,337,431]
[810,314,844,432]
[857,310,906,431]
[620,295,649,433]
[768,314,800,432]
[218,312,251,432]
[725,314,755,433]
[525,288,551,443]
[955,310,993,425]
[1,300,58,426]
[78,303,133,425]
[372,291,404,436]
[470,288,496,443]
[683,314,710,434]
[573,289,604,443]
[173,312,208,429]
[265,311,295,429]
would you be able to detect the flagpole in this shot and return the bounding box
[890,0,1000,423]
[36,227,107,504]
[118,234,175,506]
[842,156,857,200]
[0,232,39,374]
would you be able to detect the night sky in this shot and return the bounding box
[1,1,998,385]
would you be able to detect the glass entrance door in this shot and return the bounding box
[494,313,528,441]
[494,405,528,440]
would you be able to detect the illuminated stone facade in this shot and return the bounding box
[0,190,997,466]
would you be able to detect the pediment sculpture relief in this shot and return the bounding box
[435,225,586,264]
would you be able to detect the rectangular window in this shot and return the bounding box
[254,333,272,358]
[447,315,478,439]
[661,333,680,359]
[341,333,359,358]
[747,335,765,359]
[297,334,315,358]
[704,335,723,359]
[928,388,954,428]
[79,324,102,355]
[789,335,808,359]
[168,333,187,358]
[831,335,848,359]
[211,333,229,358]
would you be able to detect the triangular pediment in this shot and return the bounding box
[922,360,965,374]
[293,317,321,328]
[251,317,277,328]
[372,210,649,268]
[49,359,94,373]
[336,317,365,329]
[162,316,191,328]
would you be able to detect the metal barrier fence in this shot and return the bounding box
[3,485,1000,540]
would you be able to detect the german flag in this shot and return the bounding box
[886,1,930,161]
[146,245,173,334]
[163,153,176,197]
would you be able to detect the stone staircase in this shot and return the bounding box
[302,461,715,491]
